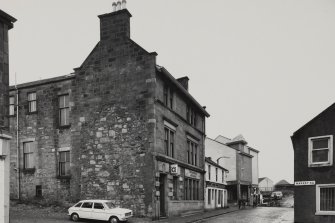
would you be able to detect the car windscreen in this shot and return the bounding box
[104,202,116,209]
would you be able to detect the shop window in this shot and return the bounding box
[184,178,200,200]
[316,184,335,215]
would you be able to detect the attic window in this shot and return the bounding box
[308,135,333,167]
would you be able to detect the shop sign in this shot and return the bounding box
[294,181,315,186]
[185,169,201,179]
[170,164,180,176]
[158,161,169,173]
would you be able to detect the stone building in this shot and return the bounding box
[292,103,335,223]
[0,9,16,130]
[8,5,209,220]
[0,9,16,223]
[205,135,259,205]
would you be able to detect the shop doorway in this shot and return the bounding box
[159,174,166,217]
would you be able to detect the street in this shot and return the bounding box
[10,201,294,223]
[203,207,294,223]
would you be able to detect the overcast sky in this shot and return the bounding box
[3,0,335,184]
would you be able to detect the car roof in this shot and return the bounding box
[78,200,112,203]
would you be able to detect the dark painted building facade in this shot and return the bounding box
[292,103,335,223]
[9,7,209,219]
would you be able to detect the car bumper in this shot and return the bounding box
[119,215,132,221]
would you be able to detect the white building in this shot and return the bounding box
[205,135,260,204]
[204,157,228,210]
[258,177,274,192]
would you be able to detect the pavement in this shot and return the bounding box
[10,201,245,223]
[129,206,243,223]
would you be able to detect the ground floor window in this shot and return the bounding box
[36,185,42,197]
[59,151,70,176]
[208,188,211,204]
[316,184,335,215]
[184,178,200,200]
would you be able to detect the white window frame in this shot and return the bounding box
[308,135,333,167]
[316,184,335,215]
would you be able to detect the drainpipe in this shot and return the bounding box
[15,85,20,200]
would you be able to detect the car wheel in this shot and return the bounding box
[71,213,80,222]
[109,216,119,223]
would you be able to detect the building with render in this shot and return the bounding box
[205,135,259,205]
[204,157,228,210]
[8,5,209,219]
[292,103,335,223]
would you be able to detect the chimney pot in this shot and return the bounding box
[116,1,122,11]
[112,2,117,12]
[122,0,127,9]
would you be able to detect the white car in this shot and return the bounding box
[68,199,133,223]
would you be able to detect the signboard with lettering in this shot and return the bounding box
[185,169,201,179]
[170,164,180,176]
[158,161,169,173]
[294,181,315,186]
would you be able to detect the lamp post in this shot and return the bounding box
[216,156,230,164]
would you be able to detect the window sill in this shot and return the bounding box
[58,124,71,130]
[309,163,332,168]
[315,211,335,216]
[28,111,38,115]
[22,168,36,174]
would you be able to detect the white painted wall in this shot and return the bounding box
[0,134,11,223]
[205,161,227,184]
[205,138,236,181]
[250,150,259,185]
[204,187,227,209]
[259,177,274,191]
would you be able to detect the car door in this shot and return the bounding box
[92,202,108,221]
[80,202,93,219]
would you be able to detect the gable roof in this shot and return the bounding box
[275,179,291,186]
[205,157,229,172]
[292,103,335,136]
[258,177,272,183]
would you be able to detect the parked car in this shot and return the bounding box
[271,191,283,200]
[68,199,132,223]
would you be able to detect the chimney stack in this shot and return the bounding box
[122,0,127,9]
[98,1,132,41]
[112,2,117,12]
[116,1,121,11]
[177,76,189,91]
